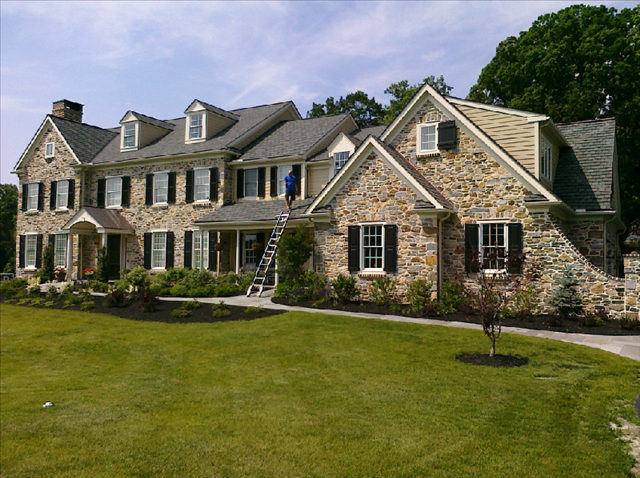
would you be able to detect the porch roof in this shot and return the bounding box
[195,198,315,225]
[62,206,135,233]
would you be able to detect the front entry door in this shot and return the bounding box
[106,234,121,280]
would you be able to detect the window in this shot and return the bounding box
[480,223,507,272]
[25,235,37,268]
[243,234,258,271]
[123,123,137,148]
[54,234,68,267]
[362,224,384,271]
[56,180,69,209]
[192,230,209,270]
[152,232,167,269]
[541,137,552,181]
[277,165,291,196]
[417,123,438,153]
[45,142,55,158]
[189,113,204,140]
[106,177,123,207]
[27,183,39,211]
[333,152,349,175]
[194,169,210,201]
[153,172,169,204]
[244,168,259,198]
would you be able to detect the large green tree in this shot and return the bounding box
[468,4,640,229]
[383,75,453,124]
[307,90,385,127]
[0,184,18,273]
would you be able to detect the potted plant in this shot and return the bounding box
[84,267,96,279]
[54,265,67,282]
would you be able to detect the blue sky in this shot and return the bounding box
[1,0,634,185]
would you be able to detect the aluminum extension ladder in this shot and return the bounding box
[246,210,290,297]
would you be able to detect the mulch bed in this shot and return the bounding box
[456,353,529,368]
[272,297,640,336]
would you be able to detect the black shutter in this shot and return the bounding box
[143,233,152,269]
[68,179,75,209]
[507,223,524,274]
[37,183,44,211]
[50,181,57,210]
[145,174,153,205]
[208,231,217,271]
[292,164,301,199]
[168,172,176,204]
[19,235,25,268]
[48,234,55,247]
[21,184,28,211]
[97,178,106,208]
[258,167,265,198]
[437,121,456,149]
[121,176,130,207]
[35,234,43,268]
[184,231,193,269]
[256,232,265,261]
[237,169,244,199]
[185,170,194,203]
[384,225,398,273]
[348,225,360,272]
[465,224,480,273]
[270,167,277,197]
[210,168,218,203]
[166,232,174,268]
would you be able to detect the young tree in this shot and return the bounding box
[0,184,18,272]
[307,91,385,127]
[549,267,583,319]
[276,225,313,283]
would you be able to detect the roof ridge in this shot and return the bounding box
[229,101,292,112]
[48,114,118,135]
[556,117,616,126]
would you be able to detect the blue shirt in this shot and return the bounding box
[284,175,296,192]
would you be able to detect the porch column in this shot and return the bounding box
[101,233,107,248]
[66,234,73,280]
[235,229,241,274]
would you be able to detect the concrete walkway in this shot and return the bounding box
[161,292,640,362]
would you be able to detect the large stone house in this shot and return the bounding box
[13,84,639,316]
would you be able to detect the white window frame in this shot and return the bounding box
[361,223,385,272]
[417,122,438,154]
[333,152,350,175]
[277,165,292,197]
[478,222,509,274]
[121,122,138,150]
[243,168,259,199]
[151,231,167,270]
[243,233,258,271]
[192,230,209,270]
[54,234,68,268]
[27,183,39,211]
[541,137,552,181]
[194,168,210,202]
[153,172,169,205]
[44,142,55,158]
[106,176,123,208]
[188,112,205,141]
[56,179,69,210]
[25,233,38,269]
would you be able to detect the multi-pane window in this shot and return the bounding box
[54,234,68,267]
[123,123,136,148]
[418,123,437,153]
[153,173,169,204]
[45,142,55,158]
[244,234,258,271]
[480,223,507,271]
[152,232,167,269]
[541,138,552,181]
[194,169,210,201]
[106,177,123,207]
[362,224,383,270]
[27,183,39,211]
[333,152,349,175]
[192,230,209,270]
[244,168,259,198]
[25,235,37,268]
[277,165,291,196]
[56,180,69,209]
[189,113,204,140]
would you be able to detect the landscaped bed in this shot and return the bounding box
[1,304,638,477]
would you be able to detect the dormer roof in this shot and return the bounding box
[120,111,175,130]
[185,99,240,122]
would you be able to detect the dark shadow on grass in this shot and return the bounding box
[456,353,528,368]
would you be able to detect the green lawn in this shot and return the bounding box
[1,304,638,477]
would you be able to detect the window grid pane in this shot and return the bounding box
[57,180,69,209]
[420,125,436,151]
[193,231,202,269]
[244,234,257,271]
[481,224,506,271]
[334,152,349,174]
[106,177,122,207]
[123,124,136,148]
[154,173,168,203]
[45,142,54,157]
[55,234,67,267]
[189,114,203,139]
[194,169,210,201]
[152,232,166,269]
[27,183,38,210]
[244,169,258,198]
[26,235,37,267]
[277,165,291,196]
[363,225,383,270]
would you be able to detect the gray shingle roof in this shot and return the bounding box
[351,125,386,145]
[49,115,117,164]
[125,111,175,130]
[196,198,315,224]
[91,102,293,165]
[554,118,616,211]
[239,115,349,161]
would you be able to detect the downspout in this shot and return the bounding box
[437,212,451,301]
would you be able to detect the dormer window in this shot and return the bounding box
[541,137,552,181]
[122,122,137,149]
[188,113,204,140]
[44,142,55,159]
[333,151,349,175]
[418,122,438,154]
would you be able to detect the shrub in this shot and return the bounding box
[0,278,28,300]
[244,306,264,315]
[213,282,241,297]
[104,289,130,308]
[188,284,217,297]
[503,284,539,320]
[549,268,583,319]
[235,272,254,291]
[27,284,41,297]
[39,244,55,283]
[80,300,95,311]
[274,280,301,301]
[369,278,397,307]
[171,308,192,319]
[126,267,149,291]
[578,312,604,327]
[113,279,132,292]
[170,284,189,297]
[164,267,190,284]
[211,301,231,318]
[137,287,158,312]
[332,274,359,304]
[89,280,110,293]
[46,285,58,299]
[182,300,202,311]
[277,225,313,282]
[620,314,640,331]
[406,279,434,314]
[439,281,466,314]
[149,272,171,296]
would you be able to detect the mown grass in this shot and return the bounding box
[1,304,638,477]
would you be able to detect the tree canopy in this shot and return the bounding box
[0,184,18,273]
[468,4,640,229]
[383,75,453,124]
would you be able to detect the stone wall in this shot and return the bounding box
[623,253,640,317]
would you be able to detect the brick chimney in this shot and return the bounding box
[52,99,83,123]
